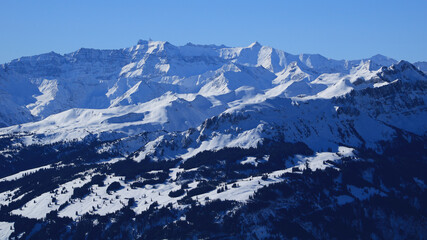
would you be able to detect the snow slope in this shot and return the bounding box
[0,41,425,239]
[0,40,409,129]
[1,53,424,147]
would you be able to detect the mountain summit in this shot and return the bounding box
[0,40,420,128]
[0,40,426,239]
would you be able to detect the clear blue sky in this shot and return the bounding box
[1,0,426,64]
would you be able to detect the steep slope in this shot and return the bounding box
[0,40,425,239]
[0,60,424,148]
[0,40,406,128]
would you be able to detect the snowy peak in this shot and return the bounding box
[248,41,262,48]
[368,54,397,67]
[378,60,427,82]
[65,48,121,62]
[353,60,371,72]
[12,51,64,64]
[136,39,149,45]
[0,39,424,131]
[3,51,66,77]
[0,40,425,240]
[392,60,424,73]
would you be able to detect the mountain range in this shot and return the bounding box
[0,40,426,239]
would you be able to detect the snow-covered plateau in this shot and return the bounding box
[0,40,426,239]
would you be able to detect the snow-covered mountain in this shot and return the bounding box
[0,40,402,127]
[0,40,425,239]
[0,40,416,141]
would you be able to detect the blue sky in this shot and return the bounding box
[1,0,426,63]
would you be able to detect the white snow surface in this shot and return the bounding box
[0,40,425,222]
[12,176,92,219]
[1,40,424,146]
[0,222,14,240]
[7,147,359,220]
[0,164,52,182]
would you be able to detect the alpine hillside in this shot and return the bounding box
[0,40,425,239]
